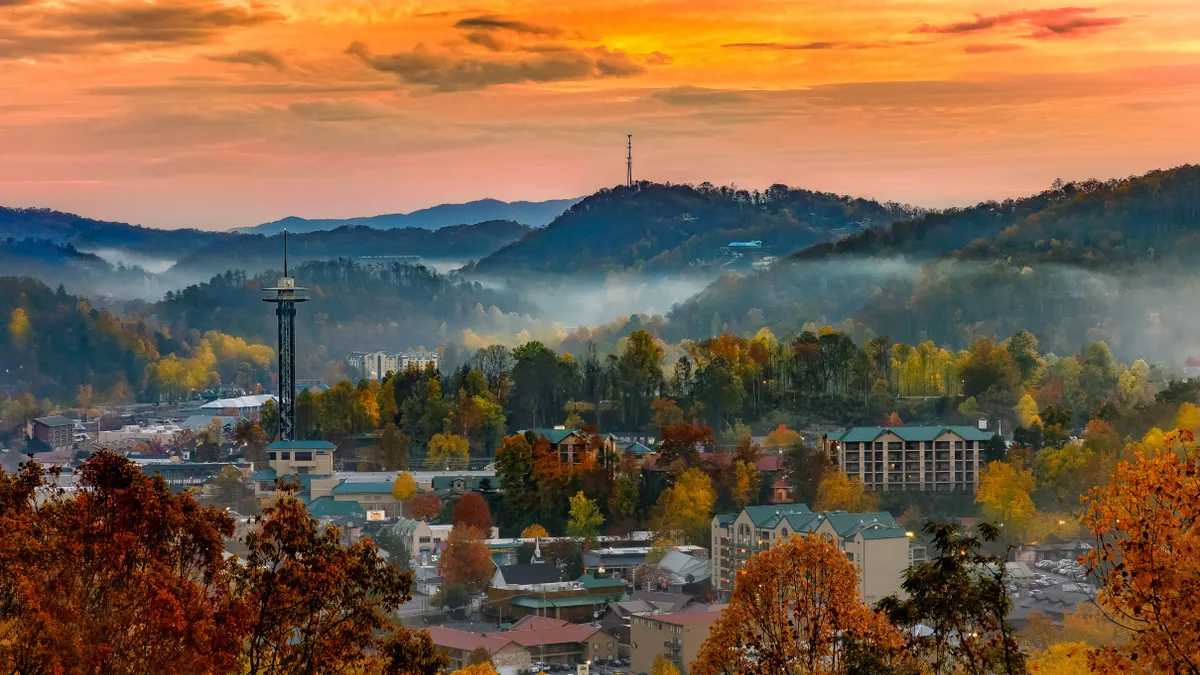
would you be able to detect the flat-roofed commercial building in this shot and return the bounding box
[820,425,996,493]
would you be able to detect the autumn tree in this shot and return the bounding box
[651,467,716,545]
[495,433,534,533]
[236,480,424,674]
[878,522,1025,675]
[566,491,604,549]
[1080,439,1200,674]
[976,460,1037,534]
[732,459,760,507]
[692,534,907,675]
[392,472,417,503]
[439,526,495,593]
[410,492,442,521]
[0,453,245,673]
[1026,642,1090,675]
[210,464,252,510]
[452,492,494,533]
[650,396,685,428]
[427,432,470,470]
[235,419,269,463]
[763,424,801,452]
[657,421,714,468]
[521,524,549,539]
[814,470,878,513]
[650,654,681,675]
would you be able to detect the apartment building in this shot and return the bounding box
[710,504,911,605]
[819,425,996,493]
[347,351,441,380]
[29,415,75,452]
[629,606,725,675]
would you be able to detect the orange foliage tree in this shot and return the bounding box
[0,452,244,673]
[691,534,907,675]
[452,492,494,532]
[410,491,443,521]
[439,526,494,593]
[1080,438,1200,674]
[0,452,449,674]
[657,421,714,468]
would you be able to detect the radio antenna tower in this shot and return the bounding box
[263,230,308,441]
[626,134,633,188]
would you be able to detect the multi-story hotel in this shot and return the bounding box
[710,504,912,605]
[819,425,997,493]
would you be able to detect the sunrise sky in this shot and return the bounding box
[2,0,1200,229]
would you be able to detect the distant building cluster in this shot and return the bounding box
[346,350,441,380]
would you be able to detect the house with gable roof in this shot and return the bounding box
[820,425,997,493]
[517,427,618,467]
[711,504,912,604]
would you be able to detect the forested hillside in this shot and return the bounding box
[470,182,919,276]
[0,207,238,257]
[0,277,274,402]
[668,165,1200,364]
[149,261,546,380]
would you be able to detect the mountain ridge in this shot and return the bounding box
[239,197,581,235]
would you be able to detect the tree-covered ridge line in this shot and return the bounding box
[796,164,1200,266]
[169,220,534,275]
[469,181,922,277]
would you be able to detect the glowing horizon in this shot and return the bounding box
[3,0,1200,229]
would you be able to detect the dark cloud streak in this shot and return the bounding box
[209,48,286,70]
[913,7,1127,39]
[453,14,560,36]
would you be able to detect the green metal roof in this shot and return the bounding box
[250,468,278,481]
[945,426,998,441]
[509,593,626,609]
[740,504,812,528]
[824,511,906,540]
[715,514,736,527]
[830,426,997,444]
[518,428,580,444]
[330,481,394,495]
[307,496,366,518]
[267,440,336,450]
[577,574,627,590]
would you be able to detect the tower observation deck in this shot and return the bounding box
[262,231,308,441]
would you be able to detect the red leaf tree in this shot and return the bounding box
[452,492,494,533]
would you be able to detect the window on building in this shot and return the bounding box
[965,441,975,449]
[419,537,431,543]
[295,451,313,462]
[297,466,309,475]
[846,552,855,562]
[268,452,276,460]
[281,452,290,460]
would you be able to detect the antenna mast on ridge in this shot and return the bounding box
[626,134,633,188]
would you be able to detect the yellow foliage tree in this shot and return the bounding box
[357,388,380,429]
[813,471,878,513]
[427,433,470,470]
[1177,402,1200,433]
[391,472,417,502]
[975,461,1037,534]
[731,459,760,508]
[650,468,716,545]
[1015,394,1040,429]
[520,524,549,539]
[649,654,680,675]
[7,308,30,346]
[566,491,604,549]
[1027,642,1090,675]
[763,424,801,452]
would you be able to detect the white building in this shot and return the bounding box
[347,351,441,380]
[200,394,276,417]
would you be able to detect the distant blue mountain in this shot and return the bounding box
[240,197,581,235]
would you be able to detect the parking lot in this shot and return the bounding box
[529,658,639,675]
[1011,557,1097,600]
